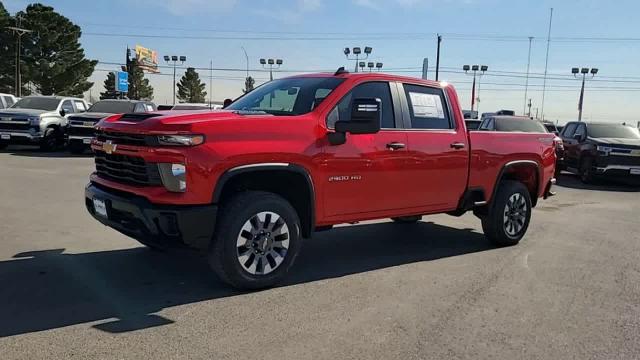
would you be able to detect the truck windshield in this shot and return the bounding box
[11,97,60,111]
[226,77,344,116]
[587,124,640,139]
[88,101,136,114]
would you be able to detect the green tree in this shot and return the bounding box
[18,4,97,96]
[177,67,206,103]
[0,2,14,94]
[243,76,255,93]
[100,72,118,99]
[127,65,153,100]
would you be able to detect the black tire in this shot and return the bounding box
[68,141,85,154]
[481,180,532,247]
[391,215,422,224]
[579,157,594,184]
[209,191,302,290]
[39,127,58,151]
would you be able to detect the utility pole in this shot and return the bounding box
[7,17,32,98]
[435,34,442,81]
[572,67,598,121]
[422,58,429,80]
[209,60,213,109]
[541,8,553,120]
[523,36,533,115]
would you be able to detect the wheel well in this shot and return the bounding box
[499,163,540,207]
[215,168,314,237]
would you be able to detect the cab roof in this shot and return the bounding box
[285,71,444,88]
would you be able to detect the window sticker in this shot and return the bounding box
[409,92,444,118]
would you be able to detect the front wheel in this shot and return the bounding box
[39,127,58,151]
[209,191,302,290]
[579,157,594,184]
[482,180,532,247]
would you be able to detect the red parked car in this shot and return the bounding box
[85,70,557,289]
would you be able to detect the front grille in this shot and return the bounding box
[0,122,31,131]
[94,150,162,186]
[606,155,640,167]
[95,130,149,146]
[67,125,95,137]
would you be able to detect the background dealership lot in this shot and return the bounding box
[1,147,638,359]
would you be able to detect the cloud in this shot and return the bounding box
[254,0,323,24]
[158,0,237,16]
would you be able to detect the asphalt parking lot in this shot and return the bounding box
[1,146,639,360]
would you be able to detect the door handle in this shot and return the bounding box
[386,142,406,151]
[450,142,466,149]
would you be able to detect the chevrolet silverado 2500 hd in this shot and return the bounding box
[85,70,556,289]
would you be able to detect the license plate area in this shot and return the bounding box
[1,133,10,140]
[83,138,92,144]
[630,168,640,175]
[93,198,108,219]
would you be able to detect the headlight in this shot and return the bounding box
[158,163,187,192]
[28,116,40,125]
[157,134,204,146]
[597,145,611,155]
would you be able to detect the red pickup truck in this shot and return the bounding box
[85,70,556,289]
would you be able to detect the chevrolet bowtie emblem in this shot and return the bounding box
[103,140,117,154]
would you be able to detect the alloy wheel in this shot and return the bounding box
[503,193,527,237]
[236,211,290,275]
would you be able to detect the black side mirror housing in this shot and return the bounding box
[59,109,66,117]
[573,133,584,142]
[329,98,382,145]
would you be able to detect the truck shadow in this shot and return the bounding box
[555,173,640,192]
[0,221,493,337]
[0,145,93,158]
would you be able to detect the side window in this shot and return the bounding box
[74,101,86,112]
[134,103,146,112]
[562,123,577,138]
[145,104,155,112]
[479,118,494,131]
[61,100,74,114]
[574,124,586,139]
[326,82,395,129]
[3,96,15,107]
[402,84,451,129]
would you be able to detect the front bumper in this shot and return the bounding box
[67,135,93,145]
[0,130,43,144]
[85,183,217,249]
[594,165,640,178]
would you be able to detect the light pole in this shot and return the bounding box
[344,47,372,72]
[241,47,249,78]
[463,64,488,113]
[260,58,283,81]
[523,36,533,115]
[572,67,598,122]
[7,21,32,98]
[376,62,383,72]
[164,55,186,105]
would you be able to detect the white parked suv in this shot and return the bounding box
[0,96,89,150]
[0,93,18,109]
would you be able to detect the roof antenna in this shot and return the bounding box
[334,67,349,76]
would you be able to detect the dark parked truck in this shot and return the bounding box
[84,71,556,289]
[0,96,89,150]
[67,100,156,154]
[559,121,640,183]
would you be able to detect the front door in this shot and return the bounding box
[322,81,411,217]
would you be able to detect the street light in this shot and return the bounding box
[164,55,186,105]
[376,62,383,71]
[260,58,283,81]
[572,67,598,121]
[463,64,488,113]
[344,46,373,72]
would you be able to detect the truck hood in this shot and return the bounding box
[97,110,273,133]
[590,137,640,149]
[68,112,114,121]
[0,108,57,117]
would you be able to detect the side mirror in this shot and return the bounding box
[59,109,66,117]
[329,98,381,145]
[573,133,584,142]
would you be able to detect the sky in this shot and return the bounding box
[4,0,640,124]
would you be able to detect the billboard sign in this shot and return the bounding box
[135,45,159,73]
[116,71,128,93]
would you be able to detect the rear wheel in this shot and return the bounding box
[391,215,422,224]
[579,157,594,184]
[209,191,302,290]
[482,180,532,247]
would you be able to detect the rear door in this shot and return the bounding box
[399,83,469,212]
[322,81,410,217]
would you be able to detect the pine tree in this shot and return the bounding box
[100,72,118,99]
[177,67,207,103]
[0,3,15,94]
[127,65,154,100]
[243,76,255,93]
[17,4,97,96]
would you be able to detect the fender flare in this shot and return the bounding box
[491,160,541,206]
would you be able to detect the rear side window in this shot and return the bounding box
[495,118,547,132]
[479,118,494,130]
[327,81,395,129]
[3,96,15,107]
[402,84,451,129]
[74,101,86,112]
[134,103,146,112]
